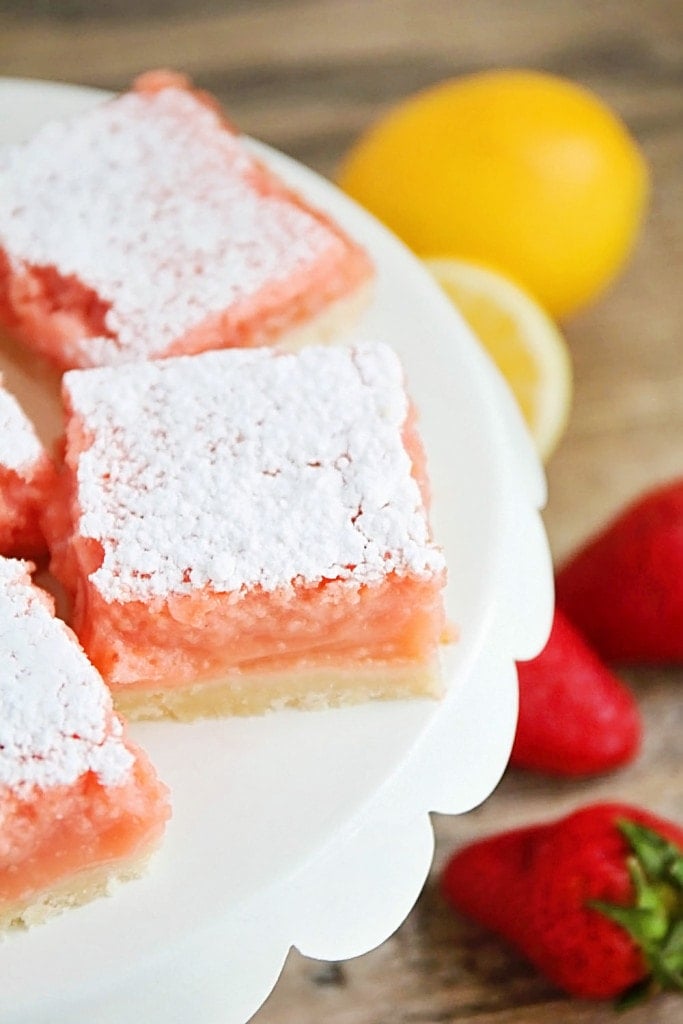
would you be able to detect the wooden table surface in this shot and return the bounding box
[2,2,681,1022]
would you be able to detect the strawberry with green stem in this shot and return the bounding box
[441,803,683,1002]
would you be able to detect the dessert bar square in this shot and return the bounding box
[46,342,447,719]
[0,375,55,557]
[0,557,169,931]
[0,71,373,370]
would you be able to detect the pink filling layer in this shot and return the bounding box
[0,741,169,905]
[0,454,56,558]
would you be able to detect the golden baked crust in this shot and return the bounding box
[115,659,443,722]
[0,851,157,933]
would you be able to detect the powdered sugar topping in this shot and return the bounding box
[0,378,44,475]
[64,343,445,601]
[0,557,133,792]
[0,87,349,365]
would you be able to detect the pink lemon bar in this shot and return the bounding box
[0,70,373,371]
[0,557,169,930]
[0,375,55,558]
[45,343,447,720]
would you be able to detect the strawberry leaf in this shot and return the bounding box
[588,818,683,1000]
[619,820,683,882]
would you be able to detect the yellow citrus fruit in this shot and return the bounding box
[426,258,572,460]
[339,70,648,319]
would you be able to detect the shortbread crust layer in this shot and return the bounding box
[0,851,154,933]
[113,658,443,722]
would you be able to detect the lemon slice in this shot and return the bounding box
[425,258,572,461]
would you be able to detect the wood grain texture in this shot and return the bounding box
[1,1,681,1021]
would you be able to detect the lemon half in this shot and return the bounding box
[426,258,572,461]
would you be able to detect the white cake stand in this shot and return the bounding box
[0,79,553,1024]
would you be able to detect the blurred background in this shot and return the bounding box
[2,3,681,1022]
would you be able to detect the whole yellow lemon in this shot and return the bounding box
[338,70,648,319]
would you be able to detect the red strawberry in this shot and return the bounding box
[511,609,641,776]
[441,803,683,1002]
[556,479,683,662]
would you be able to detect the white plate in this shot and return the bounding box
[0,79,553,1024]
